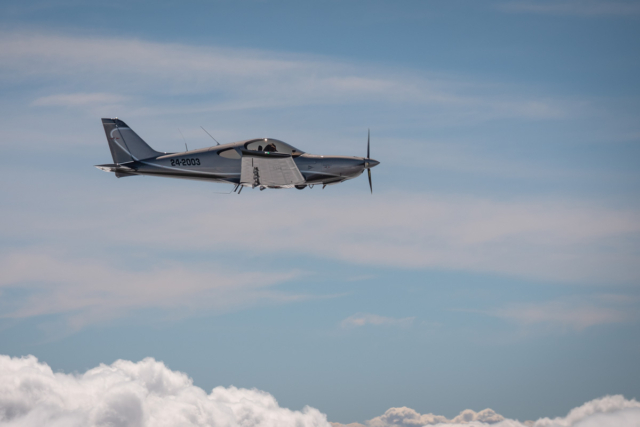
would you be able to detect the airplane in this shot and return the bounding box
[95,118,380,193]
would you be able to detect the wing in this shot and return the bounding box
[240,150,305,187]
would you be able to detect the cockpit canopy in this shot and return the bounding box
[244,139,304,156]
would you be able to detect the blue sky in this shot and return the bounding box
[0,0,639,425]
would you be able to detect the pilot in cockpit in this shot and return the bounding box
[264,142,277,152]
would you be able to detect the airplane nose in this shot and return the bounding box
[364,158,380,169]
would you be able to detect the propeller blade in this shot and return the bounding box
[367,129,370,159]
[368,168,372,194]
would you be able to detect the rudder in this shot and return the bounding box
[101,118,161,164]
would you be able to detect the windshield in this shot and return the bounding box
[244,139,304,155]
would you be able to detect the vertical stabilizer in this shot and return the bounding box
[101,118,161,164]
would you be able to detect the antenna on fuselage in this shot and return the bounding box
[179,128,188,152]
[200,126,221,146]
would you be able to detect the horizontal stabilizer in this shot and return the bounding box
[95,164,117,173]
[115,171,137,178]
[95,163,138,178]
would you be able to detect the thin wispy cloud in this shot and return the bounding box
[0,31,569,129]
[31,92,130,107]
[500,0,640,16]
[1,174,639,328]
[474,294,639,332]
[0,251,304,331]
[6,184,639,284]
[341,313,415,329]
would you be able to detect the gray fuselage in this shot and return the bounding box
[97,118,379,190]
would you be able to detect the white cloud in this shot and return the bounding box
[0,355,331,427]
[340,313,415,328]
[332,395,640,427]
[363,406,504,426]
[1,355,639,427]
[532,395,640,427]
[500,1,640,16]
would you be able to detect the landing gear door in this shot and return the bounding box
[240,156,257,187]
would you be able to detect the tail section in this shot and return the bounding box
[101,118,161,164]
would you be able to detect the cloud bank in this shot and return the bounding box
[1,355,639,427]
[0,355,331,427]
[333,395,640,427]
[361,406,504,427]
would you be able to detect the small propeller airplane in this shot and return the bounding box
[96,118,380,193]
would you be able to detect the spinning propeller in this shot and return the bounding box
[364,129,380,194]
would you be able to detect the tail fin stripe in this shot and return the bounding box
[111,127,139,161]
